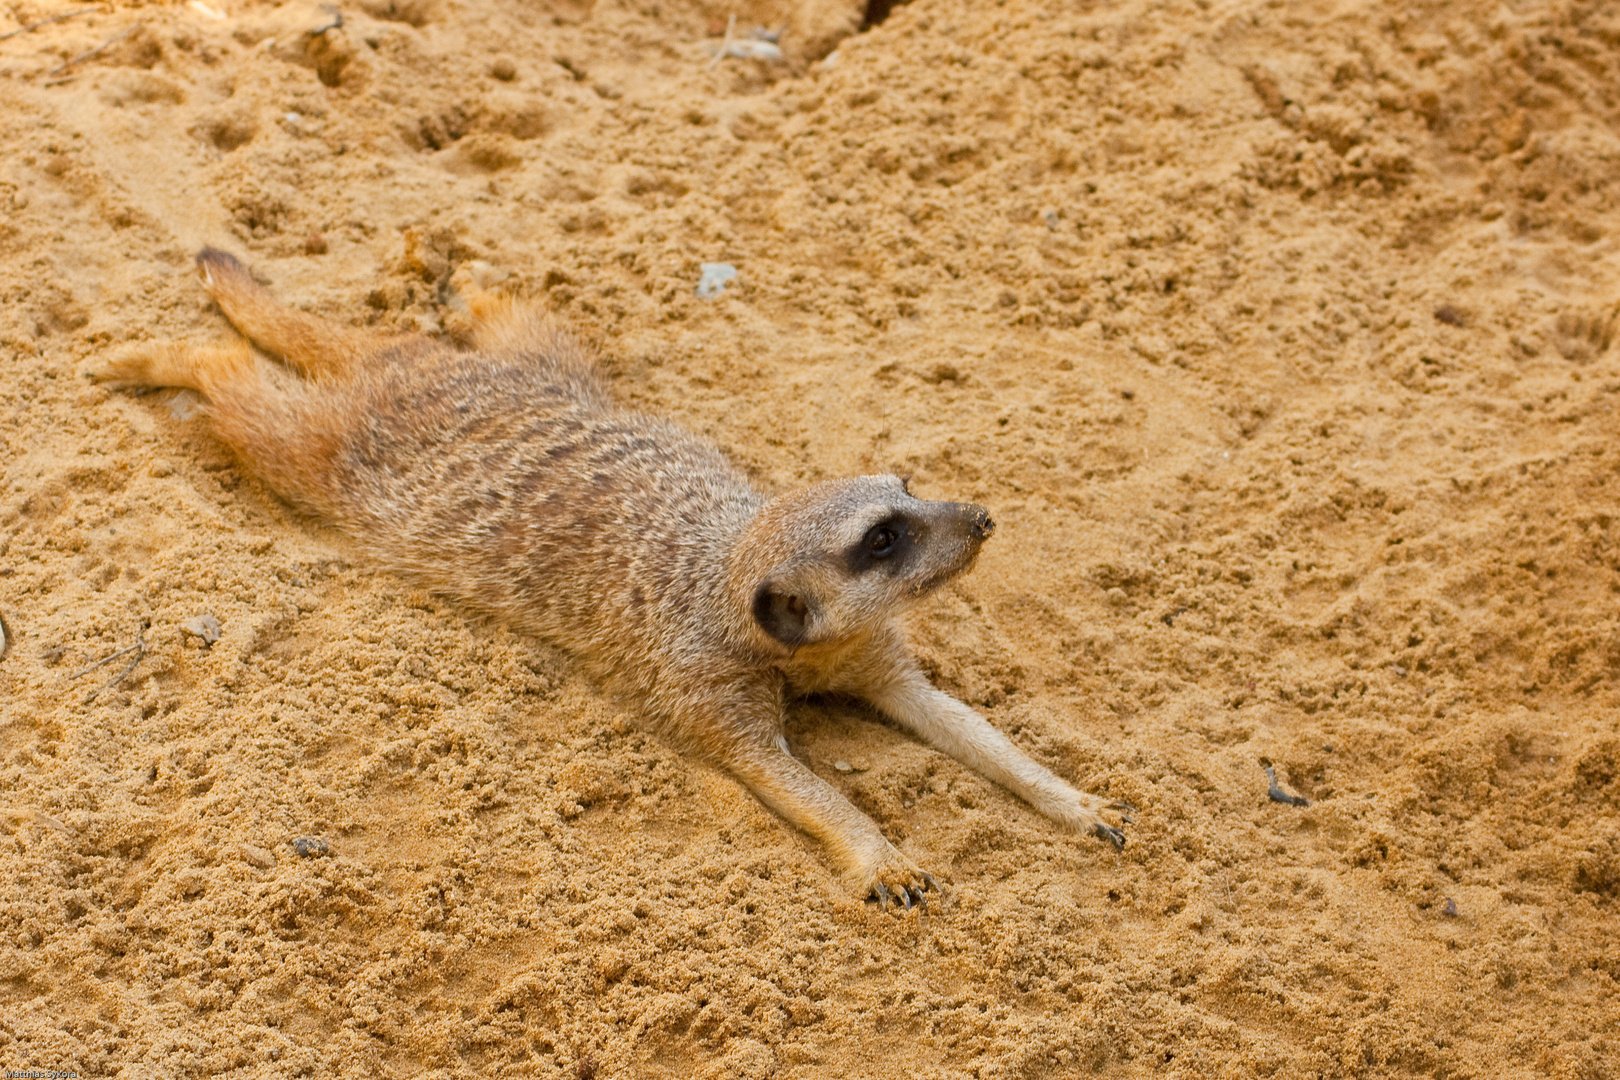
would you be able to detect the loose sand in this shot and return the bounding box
[2,0,1617,1075]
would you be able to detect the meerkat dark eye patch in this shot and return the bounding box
[846,518,912,574]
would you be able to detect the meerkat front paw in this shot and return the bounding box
[857,847,943,912]
[1040,791,1134,850]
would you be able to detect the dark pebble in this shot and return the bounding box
[1434,304,1465,327]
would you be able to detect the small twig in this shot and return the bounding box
[69,640,139,679]
[707,12,735,70]
[44,19,136,77]
[0,7,96,42]
[75,620,147,705]
[310,4,342,35]
[0,609,11,663]
[1263,764,1310,807]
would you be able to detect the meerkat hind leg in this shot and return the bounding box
[197,247,389,379]
[464,291,603,393]
[464,291,544,352]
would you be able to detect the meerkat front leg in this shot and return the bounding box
[855,649,1129,848]
[723,742,938,907]
[685,688,938,907]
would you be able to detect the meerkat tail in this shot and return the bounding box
[196,247,389,380]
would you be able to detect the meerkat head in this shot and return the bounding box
[730,475,995,652]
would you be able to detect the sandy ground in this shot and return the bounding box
[2,0,1618,1075]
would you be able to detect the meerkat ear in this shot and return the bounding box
[751,576,827,648]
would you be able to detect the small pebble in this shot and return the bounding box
[834,761,853,773]
[490,55,516,81]
[1442,897,1459,917]
[292,836,330,858]
[712,38,782,62]
[182,614,222,646]
[303,229,328,256]
[1434,304,1465,327]
[240,842,275,869]
[696,262,737,299]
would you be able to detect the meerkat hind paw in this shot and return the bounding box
[89,348,166,390]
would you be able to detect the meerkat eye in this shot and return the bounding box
[865,525,898,557]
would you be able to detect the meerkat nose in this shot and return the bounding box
[968,506,995,540]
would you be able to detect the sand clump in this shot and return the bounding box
[1,0,1617,1076]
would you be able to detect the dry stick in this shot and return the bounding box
[43,19,136,79]
[0,7,96,42]
[73,621,147,704]
[1263,764,1310,808]
[0,610,11,662]
[707,12,735,70]
[68,640,138,679]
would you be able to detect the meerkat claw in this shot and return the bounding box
[1093,821,1127,850]
[1104,800,1137,825]
[867,876,938,913]
[869,876,939,914]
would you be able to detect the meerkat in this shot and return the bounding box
[93,249,1130,907]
